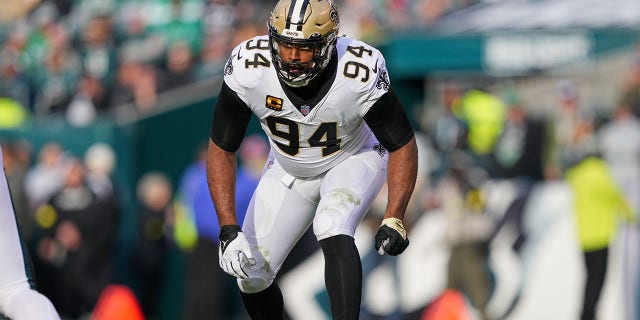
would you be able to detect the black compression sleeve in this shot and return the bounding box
[210,81,252,152]
[320,235,362,320]
[363,88,414,152]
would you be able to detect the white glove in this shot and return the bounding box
[218,225,256,279]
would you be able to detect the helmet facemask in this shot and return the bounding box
[269,31,335,87]
[268,0,339,88]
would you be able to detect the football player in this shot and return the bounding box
[0,144,61,320]
[206,0,418,319]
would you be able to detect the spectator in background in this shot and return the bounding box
[160,41,196,91]
[451,87,506,168]
[428,82,468,180]
[77,14,117,88]
[181,135,269,320]
[130,64,160,113]
[0,26,33,123]
[486,95,550,256]
[24,142,69,212]
[83,142,117,201]
[29,10,82,116]
[33,44,81,116]
[132,172,175,319]
[565,119,636,320]
[547,80,590,179]
[596,103,640,320]
[107,59,139,109]
[0,47,33,113]
[82,142,121,252]
[11,3,60,81]
[489,95,548,182]
[108,60,161,120]
[34,158,118,319]
[66,75,101,126]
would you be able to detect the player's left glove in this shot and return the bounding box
[375,218,409,256]
[218,224,256,279]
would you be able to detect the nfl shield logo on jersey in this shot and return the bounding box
[301,105,310,116]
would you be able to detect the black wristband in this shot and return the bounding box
[219,224,242,242]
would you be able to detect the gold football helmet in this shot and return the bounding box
[268,0,340,87]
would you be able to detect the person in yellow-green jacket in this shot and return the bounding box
[452,88,507,157]
[566,155,635,320]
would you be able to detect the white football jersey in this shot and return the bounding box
[223,35,391,178]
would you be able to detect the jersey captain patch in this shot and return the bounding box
[266,95,283,111]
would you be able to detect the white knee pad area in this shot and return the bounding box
[238,277,274,294]
[313,188,361,240]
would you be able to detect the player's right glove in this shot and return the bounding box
[218,224,256,279]
[375,218,410,256]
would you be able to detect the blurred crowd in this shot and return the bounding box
[0,0,271,126]
[0,0,478,127]
[410,70,640,319]
[1,134,271,319]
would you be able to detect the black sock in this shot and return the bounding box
[240,282,286,320]
[319,234,362,320]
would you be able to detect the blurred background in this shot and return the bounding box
[0,0,639,319]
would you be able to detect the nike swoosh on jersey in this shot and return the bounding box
[372,59,379,73]
[237,48,243,60]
